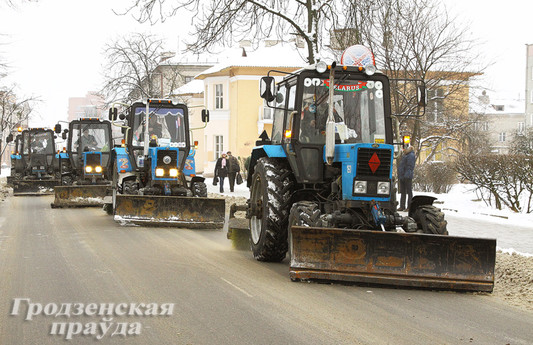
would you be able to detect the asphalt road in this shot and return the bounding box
[0,195,532,344]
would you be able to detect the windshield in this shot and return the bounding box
[132,106,186,148]
[71,123,111,153]
[69,122,111,169]
[299,76,386,144]
[23,131,54,155]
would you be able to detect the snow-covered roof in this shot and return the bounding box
[470,90,525,115]
[172,79,204,95]
[195,42,306,79]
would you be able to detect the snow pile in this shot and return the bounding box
[493,252,533,311]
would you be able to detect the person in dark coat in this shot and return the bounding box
[214,153,228,193]
[226,151,240,192]
[398,146,415,211]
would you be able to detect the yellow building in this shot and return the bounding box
[175,42,303,175]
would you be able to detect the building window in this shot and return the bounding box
[498,132,506,142]
[473,121,489,131]
[215,84,223,109]
[214,135,224,159]
[427,88,445,123]
[184,76,192,83]
[262,100,273,121]
[518,122,525,133]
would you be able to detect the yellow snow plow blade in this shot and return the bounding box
[51,185,110,208]
[114,195,225,229]
[289,226,496,292]
[13,179,59,196]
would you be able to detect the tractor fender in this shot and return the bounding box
[247,145,287,187]
[408,195,437,218]
[185,175,205,184]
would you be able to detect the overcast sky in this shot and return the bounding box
[0,0,532,126]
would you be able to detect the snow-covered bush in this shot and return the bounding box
[413,161,456,194]
[455,155,533,213]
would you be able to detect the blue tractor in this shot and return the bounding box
[10,128,60,195]
[233,45,496,291]
[50,118,113,207]
[107,99,225,228]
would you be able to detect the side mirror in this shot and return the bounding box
[260,77,276,102]
[54,124,62,134]
[109,108,118,121]
[201,109,210,123]
[121,127,127,135]
[6,134,13,143]
[62,132,67,140]
[417,85,427,107]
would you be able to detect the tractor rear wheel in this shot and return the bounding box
[249,158,293,262]
[413,205,448,235]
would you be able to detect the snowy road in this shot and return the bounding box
[0,194,532,344]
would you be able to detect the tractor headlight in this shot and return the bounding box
[353,181,367,194]
[95,166,103,173]
[169,168,178,177]
[85,166,93,173]
[155,168,165,177]
[377,181,390,195]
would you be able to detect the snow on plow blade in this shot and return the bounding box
[13,179,59,196]
[289,226,496,292]
[51,185,110,208]
[114,195,225,229]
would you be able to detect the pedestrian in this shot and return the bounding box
[226,151,240,192]
[398,146,415,211]
[214,153,228,193]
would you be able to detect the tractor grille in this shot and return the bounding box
[157,150,178,168]
[356,148,392,178]
[86,153,101,166]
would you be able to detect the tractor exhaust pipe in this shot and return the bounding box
[325,62,336,165]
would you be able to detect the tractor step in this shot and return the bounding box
[289,226,496,292]
[51,185,110,208]
[113,194,225,229]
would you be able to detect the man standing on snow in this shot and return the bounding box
[226,151,240,192]
[398,145,415,211]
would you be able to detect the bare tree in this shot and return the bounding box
[0,85,39,157]
[342,0,486,162]
[123,0,342,64]
[101,33,184,104]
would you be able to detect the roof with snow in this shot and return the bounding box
[469,90,525,115]
[172,79,204,95]
[195,42,306,79]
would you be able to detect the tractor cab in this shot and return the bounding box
[20,128,57,179]
[67,118,113,182]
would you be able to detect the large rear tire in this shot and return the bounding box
[413,205,448,235]
[249,158,293,262]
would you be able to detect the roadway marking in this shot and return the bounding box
[220,277,253,298]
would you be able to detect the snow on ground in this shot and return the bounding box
[206,178,533,255]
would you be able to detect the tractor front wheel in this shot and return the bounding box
[191,181,207,197]
[413,205,448,235]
